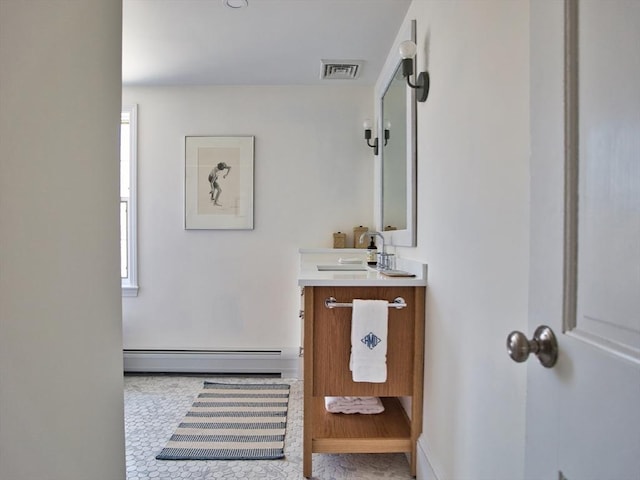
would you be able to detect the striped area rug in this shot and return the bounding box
[156,382,290,460]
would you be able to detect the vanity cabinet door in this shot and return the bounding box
[311,286,418,397]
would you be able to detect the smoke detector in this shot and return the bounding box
[320,60,363,80]
[223,0,248,8]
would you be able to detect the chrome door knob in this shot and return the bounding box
[506,325,558,368]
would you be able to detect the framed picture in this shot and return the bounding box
[184,136,254,230]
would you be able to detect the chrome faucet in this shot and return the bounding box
[359,231,392,270]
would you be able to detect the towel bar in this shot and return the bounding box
[324,296,407,309]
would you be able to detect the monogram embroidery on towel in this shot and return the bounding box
[361,332,382,350]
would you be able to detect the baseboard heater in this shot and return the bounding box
[123,348,300,378]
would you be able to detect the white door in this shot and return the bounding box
[526,1,640,479]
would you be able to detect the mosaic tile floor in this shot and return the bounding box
[124,375,414,479]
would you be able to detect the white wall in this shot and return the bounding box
[0,2,125,480]
[392,2,531,479]
[121,86,373,351]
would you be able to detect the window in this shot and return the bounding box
[121,104,138,296]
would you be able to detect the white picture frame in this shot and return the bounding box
[184,136,254,230]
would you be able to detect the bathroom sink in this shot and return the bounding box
[316,264,367,271]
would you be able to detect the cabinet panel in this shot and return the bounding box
[312,286,416,396]
[302,284,425,478]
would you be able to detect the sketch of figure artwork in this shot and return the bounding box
[185,136,253,230]
[208,162,231,206]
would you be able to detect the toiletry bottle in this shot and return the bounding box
[366,238,378,266]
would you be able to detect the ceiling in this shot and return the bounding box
[122,0,411,86]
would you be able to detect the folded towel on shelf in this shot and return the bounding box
[324,396,385,414]
[349,299,388,383]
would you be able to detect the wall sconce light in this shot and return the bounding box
[383,120,391,145]
[363,118,379,155]
[399,40,429,102]
[363,119,391,156]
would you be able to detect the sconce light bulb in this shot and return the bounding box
[384,120,392,130]
[363,119,373,130]
[399,40,417,59]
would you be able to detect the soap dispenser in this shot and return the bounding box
[366,237,378,266]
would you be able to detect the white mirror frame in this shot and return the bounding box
[374,19,417,247]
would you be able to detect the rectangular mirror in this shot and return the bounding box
[375,19,417,247]
[382,63,408,232]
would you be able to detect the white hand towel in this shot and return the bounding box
[349,299,388,383]
[324,396,385,414]
[340,396,381,405]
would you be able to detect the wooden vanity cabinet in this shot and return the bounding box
[302,285,425,478]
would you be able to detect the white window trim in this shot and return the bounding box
[122,104,138,297]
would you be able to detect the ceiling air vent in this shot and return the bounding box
[320,60,363,80]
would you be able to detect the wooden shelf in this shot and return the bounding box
[311,397,412,453]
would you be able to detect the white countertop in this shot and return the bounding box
[298,249,427,287]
